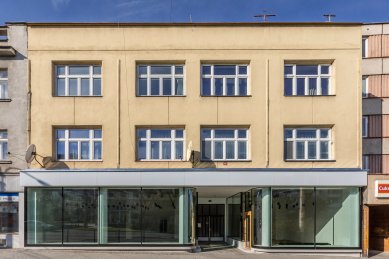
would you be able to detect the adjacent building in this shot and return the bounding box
[20,22,365,254]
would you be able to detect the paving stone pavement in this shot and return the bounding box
[0,249,388,259]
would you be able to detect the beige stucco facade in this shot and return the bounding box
[27,23,362,170]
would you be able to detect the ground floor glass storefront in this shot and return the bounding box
[26,187,194,245]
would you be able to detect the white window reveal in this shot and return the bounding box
[362,37,368,58]
[56,129,102,161]
[284,64,331,96]
[55,65,102,96]
[0,130,8,160]
[137,128,184,160]
[201,128,249,161]
[137,65,184,96]
[284,128,331,161]
[0,69,8,99]
[201,65,248,96]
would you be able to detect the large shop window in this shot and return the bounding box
[227,193,241,239]
[0,193,18,233]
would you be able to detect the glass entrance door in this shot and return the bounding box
[197,204,225,242]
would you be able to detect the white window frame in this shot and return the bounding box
[284,64,332,96]
[362,155,369,170]
[0,69,8,99]
[55,129,102,161]
[201,128,249,161]
[137,65,185,96]
[55,65,102,96]
[284,128,332,161]
[137,128,185,161]
[362,116,368,138]
[362,76,369,98]
[0,130,8,160]
[201,64,249,96]
[362,37,368,58]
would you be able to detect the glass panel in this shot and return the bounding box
[93,66,101,75]
[94,129,102,138]
[175,130,183,138]
[284,65,293,75]
[68,142,78,160]
[0,81,7,99]
[239,78,247,96]
[0,199,18,233]
[81,78,89,96]
[227,193,241,239]
[320,141,329,159]
[175,141,183,160]
[214,78,223,96]
[202,65,211,75]
[284,78,293,95]
[296,142,305,159]
[321,78,329,95]
[362,78,368,97]
[308,141,317,159]
[226,141,235,159]
[142,189,179,243]
[56,66,65,76]
[56,129,65,139]
[226,78,235,96]
[69,78,78,96]
[151,141,160,159]
[69,66,89,75]
[137,140,146,160]
[137,129,146,138]
[138,66,147,75]
[214,141,223,159]
[2,142,7,160]
[69,129,89,138]
[162,141,171,159]
[138,78,147,96]
[238,130,247,138]
[238,66,247,74]
[362,38,367,58]
[57,78,65,96]
[308,78,317,95]
[214,65,236,75]
[93,78,101,96]
[56,141,65,160]
[162,78,172,96]
[27,188,63,244]
[297,78,305,95]
[175,66,183,74]
[272,188,315,247]
[150,66,171,75]
[214,129,234,138]
[150,129,171,138]
[201,129,211,138]
[63,189,98,243]
[80,142,89,160]
[284,129,293,139]
[296,129,316,138]
[320,65,330,75]
[285,141,293,160]
[238,141,247,159]
[107,189,141,243]
[150,78,159,95]
[175,78,183,95]
[202,78,211,96]
[93,142,102,160]
[296,65,318,75]
[320,129,329,138]
[201,140,211,160]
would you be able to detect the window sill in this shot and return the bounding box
[0,160,12,164]
[284,95,336,97]
[285,159,336,162]
[201,95,252,97]
[0,99,11,102]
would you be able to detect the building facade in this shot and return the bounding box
[362,23,389,254]
[0,24,28,248]
[20,22,365,253]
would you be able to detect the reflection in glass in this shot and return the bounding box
[227,193,240,239]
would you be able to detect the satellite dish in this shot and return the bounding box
[186,141,192,161]
[25,144,36,163]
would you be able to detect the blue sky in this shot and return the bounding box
[1,0,388,24]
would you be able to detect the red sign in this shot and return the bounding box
[377,184,389,194]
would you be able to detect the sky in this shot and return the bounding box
[0,0,389,25]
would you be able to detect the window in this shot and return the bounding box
[362,77,368,98]
[0,130,8,160]
[284,64,331,96]
[55,129,102,161]
[0,69,8,99]
[362,37,368,58]
[55,65,102,96]
[137,65,184,96]
[363,155,369,170]
[201,65,248,96]
[362,116,368,138]
[201,128,249,160]
[0,193,18,233]
[284,128,331,160]
[137,128,184,161]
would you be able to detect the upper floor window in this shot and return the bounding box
[362,37,368,58]
[284,128,331,161]
[362,155,369,170]
[0,130,8,160]
[0,69,8,99]
[201,65,248,96]
[362,116,368,138]
[137,128,184,161]
[55,65,102,96]
[137,65,184,96]
[55,129,102,161]
[284,64,331,96]
[201,128,249,161]
[362,77,368,98]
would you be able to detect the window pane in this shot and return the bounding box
[201,129,211,139]
[296,129,316,138]
[151,129,171,138]
[162,78,172,96]
[2,142,8,160]
[284,65,293,75]
[215,129,234,138]
[93,78,101,96]
[214,78,223,96]
[175,141,183,160]
[308,141,317,159]
[69,78,78,96]
[56,66,65,76]
[321,78,329,95]
[238,130,247,138]
[320,129,329,138]
[150,66,171,75]
[362,78,368,97]
[162,141,171,159]
[214,65,236,75]
[175,78,183,95]
[320,141,329,159]
[69,66,89,75]
[297,78,305,95]
[201,140,211,160]
[308,78,317,95]
[69,129,89,138]
[214,141,223,159]
[93,66,101,75]
[238,141,247,159]
[202,78,211,96]
[238,66,247,75]
[68,142,78,159]
[93,141,102,160]
[81,78,89,96]
[94,130,102,138]
[137,140,146,160]
[239,78,247,96]
[57,79,65,96]
[296,65,318,75]
[150,78,159,95]
[175,66,183,74]
[151,141,160,159]
[296,142,305,159]
[137,129,146,138]
[284,78,293,95]
[285,141,293,159]
[226,78,235,96]
[202,65,211,75]
[284,129,293,139]
[226,141,235,159]
[321,65,329,74]
[138,78,147,96]
[56,130,65,139]
[138,66,147,75]
[0,81,8,99]
[175,130,183,138]
[80,141,89,159]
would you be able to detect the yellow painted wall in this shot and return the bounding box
[27,24,362,169]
